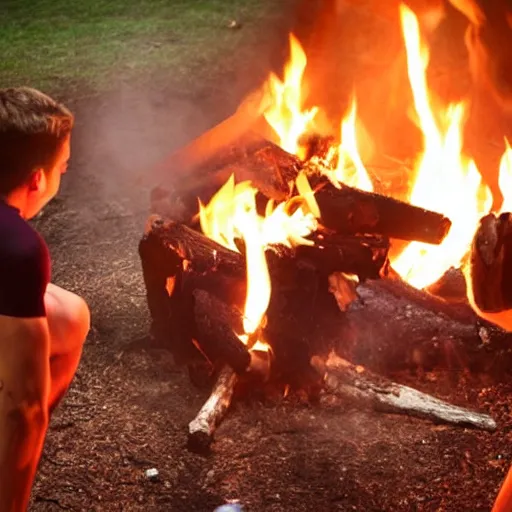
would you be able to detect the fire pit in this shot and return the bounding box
[139,4,512,453]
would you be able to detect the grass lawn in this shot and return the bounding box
[0,0,275,94]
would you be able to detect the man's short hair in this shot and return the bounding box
[0,87,74,195]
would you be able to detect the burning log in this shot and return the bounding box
[151,138,301,221]
[193,289,250,374]
[467,212,512,314]
[138,215,391,362]
[337,275,512,375]
[312,352,497,431]
[139,216,389,305]
[151,134,451,246]
[188,365,238,452]
[311,181,451,244]
[139,216,512,377]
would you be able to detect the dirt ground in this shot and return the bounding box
[28,3,512,511]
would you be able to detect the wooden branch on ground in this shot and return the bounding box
[312,353,497,431]
[187,366,238,452]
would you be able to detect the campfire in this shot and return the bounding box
[139,4,512,451]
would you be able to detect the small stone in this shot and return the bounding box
[145,468,159,481]
[227,20,242,29]
[214,504,243,512]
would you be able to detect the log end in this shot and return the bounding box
[468,213,512,313]
[187,429,214,454]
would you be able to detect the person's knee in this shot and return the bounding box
[68,294,90,344]
[45,285,90,352]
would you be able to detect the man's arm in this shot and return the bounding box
[0,315,51,511]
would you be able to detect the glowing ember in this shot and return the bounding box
[390,4,492,289]
[262,34,318,158]
[199,174,318,343]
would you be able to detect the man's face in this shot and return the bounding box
[25,136,71,219]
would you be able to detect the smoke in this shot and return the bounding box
[64,2,298,216]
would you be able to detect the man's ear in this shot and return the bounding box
[28,168,46,192]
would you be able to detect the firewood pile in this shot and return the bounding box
[138,132,511,452]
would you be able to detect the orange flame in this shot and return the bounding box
[390,4,492,289]
[263,34,318,158]
[199,174,318,342]
[323,97,374,192]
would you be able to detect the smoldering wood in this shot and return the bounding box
[138,216,200,362]
[335,276,512,375]
[140,214,512,379]
[468,212,512,312]
[425,267,467,301]
[193,289,251,374]
[187,366,238,452]
[140,215,512,377]
[296,232,389,280]
[139,216,388,370]
[311,353,497,431]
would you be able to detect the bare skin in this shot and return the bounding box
[0,136,90,510]
[0,315,50,511]
[45,283,89,412]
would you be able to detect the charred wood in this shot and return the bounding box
[150,136,451,247]
[140,215,512,377]
[141,216,388,289]
[193,289,251,374]
[312,353,497,431]
[425,266,467,301]
[151,138,301,221]
[467,212,512,313]
[312,182,451,244]
[138,216,198,362]
[336,275,512,375]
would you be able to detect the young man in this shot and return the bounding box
[0,87,89,510]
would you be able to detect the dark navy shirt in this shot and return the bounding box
[0,200,50,318]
